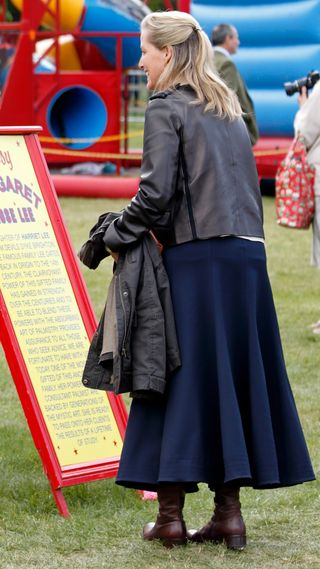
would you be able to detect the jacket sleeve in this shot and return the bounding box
[78,212,120,269]
[218,58,240,93]
[219,59,258,145]
[104,97,180,251]
[294,81,320,150]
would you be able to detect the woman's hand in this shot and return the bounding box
[110,251,119,262]
[107,232,162,263]
[106,246,119,262]
[298,86,308,107]
[150,231,163,254]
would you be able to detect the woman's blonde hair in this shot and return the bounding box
[141,11,242,120]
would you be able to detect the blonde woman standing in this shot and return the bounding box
[102,11,315,549]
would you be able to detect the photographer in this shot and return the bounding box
[294,79,320,272]
[293,77,320,334]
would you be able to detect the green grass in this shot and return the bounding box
[0,196,319,569]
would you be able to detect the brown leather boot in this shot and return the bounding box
[188,485,246,550]
[142,485,187,548]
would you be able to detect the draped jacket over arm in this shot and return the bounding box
[104,85,264,252]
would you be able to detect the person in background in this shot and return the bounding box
[211,23,259,145]
[294,82,320,334]
[100,10,315,550]
[294,83,320,271]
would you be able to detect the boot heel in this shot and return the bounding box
[225,534,246,550]
[162,536,188,548]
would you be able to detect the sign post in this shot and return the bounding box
[0,126,127,516]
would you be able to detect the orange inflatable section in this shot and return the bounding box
[36,36,82,70]
[11,0,84,32]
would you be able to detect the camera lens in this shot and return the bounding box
[284,70,320,96]
[284,81,298,96]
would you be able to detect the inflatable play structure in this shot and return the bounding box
[188,0,320,137]
[0,0,149,167]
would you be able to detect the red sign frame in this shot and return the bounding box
[0,126,128,516]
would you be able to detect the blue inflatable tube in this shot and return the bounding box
[235,45,320,89]
[250,90,297,135]
[194,0,304,5]
[82,0,148,68]
[193,0,320,136]
[192,0,320,46]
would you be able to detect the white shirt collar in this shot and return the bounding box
[213,46,231,59]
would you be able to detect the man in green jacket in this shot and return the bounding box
[211,23,259,146]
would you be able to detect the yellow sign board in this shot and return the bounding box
[0,128,127,515]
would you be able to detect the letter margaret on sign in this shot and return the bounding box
[0,126,127,516]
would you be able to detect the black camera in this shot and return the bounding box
[284,70,320,96]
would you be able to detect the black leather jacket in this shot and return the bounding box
[104,85,264,252]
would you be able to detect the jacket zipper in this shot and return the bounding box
[118,274,129,357]
[179,130,198,240]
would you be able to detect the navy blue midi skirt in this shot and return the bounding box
[116,238,315,491]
